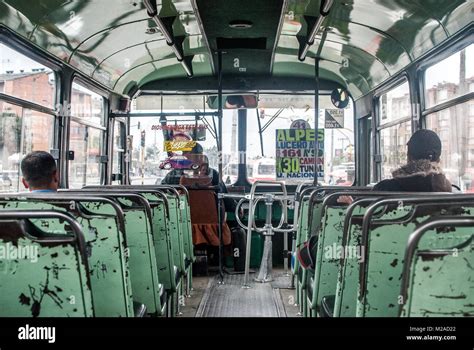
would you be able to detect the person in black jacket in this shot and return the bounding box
[337,129,452,205]
[373,129,451,192]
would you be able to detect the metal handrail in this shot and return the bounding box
[238,181,291,287]
[0,210,86,261]
[398,216,474,317]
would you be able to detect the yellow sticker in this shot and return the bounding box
[164,141,197,152]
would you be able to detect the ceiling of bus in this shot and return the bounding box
[0,0,472,99]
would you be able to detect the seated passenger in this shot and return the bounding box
[373,129,451,192]
[20,151,59,193]
[338,129,452,204]
[300,130,452,269]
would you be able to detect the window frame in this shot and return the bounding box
[373,75,412,181]
[417,33,474,118]
[0,38,59,115]
[418,34,473,190]
[67,77,108,188]
[417,43,474,119]
[0,37,59,191]
[110,118,126,184]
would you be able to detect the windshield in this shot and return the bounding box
[130,94,355,186]
[246,94,355,185]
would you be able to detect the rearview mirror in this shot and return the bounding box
[207,94,258,109]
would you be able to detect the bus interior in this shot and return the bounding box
[0,0,473,324]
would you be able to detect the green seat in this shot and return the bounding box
[87,185,193,297]
[357,194,474,317]
[334,197,379,317]
[332,194,402,317]
[399,216,474,317]
[65,190,166,316]
[307,193,347,317]
[0,210,94,317]
[158,186,194,297]
[0,194,135,317]
[136,191,177,295]
[83,185,192,316]
[176,188,195,295]
[304,189,373,317]
[297,187,350,316]
[291,187,347,316]
[83,187,178,289]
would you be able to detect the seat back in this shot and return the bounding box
[400,216,474,317]
[334,197,382,317]
[0,210,94,317]
[307,190,384,315]
[83,185,184,293]
[0,194,134,317]
[180,177,230,246]
[358,194,474,317]
[65,190,164,316]
[177,190,195,264]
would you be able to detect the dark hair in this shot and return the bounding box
[407,129,442,161]
[21,151,57,187]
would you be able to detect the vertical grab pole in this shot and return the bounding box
[314,58,320,186]
[282,183,289,277]
[255,193,274,282]
[243,183,257,288]
[217,50,224,284]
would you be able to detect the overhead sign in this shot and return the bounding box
[151,124,207,141]
[275,129,324,182]
[325,109,344,128]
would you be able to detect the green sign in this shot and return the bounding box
[275,129,324,182]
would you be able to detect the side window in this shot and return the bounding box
[377,81,411,180]
[424,44,473,190]
[0,43,56,192]
[0,43,56,108]
[68,81,105,188]
[425,44,473,108]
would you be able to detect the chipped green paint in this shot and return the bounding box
[402,227,474,317]
[294,197,310,313]
[179,193,195,264]
[300,198,327,315]
[358,202,474,317]
[0,199,134,317]
[0,233,94,317]
[334,205,366,317]
[141,193,177,294]
[77,192,165,316]
[166,195,186,275]
[178,193,194,293]
[309,205,347,316]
